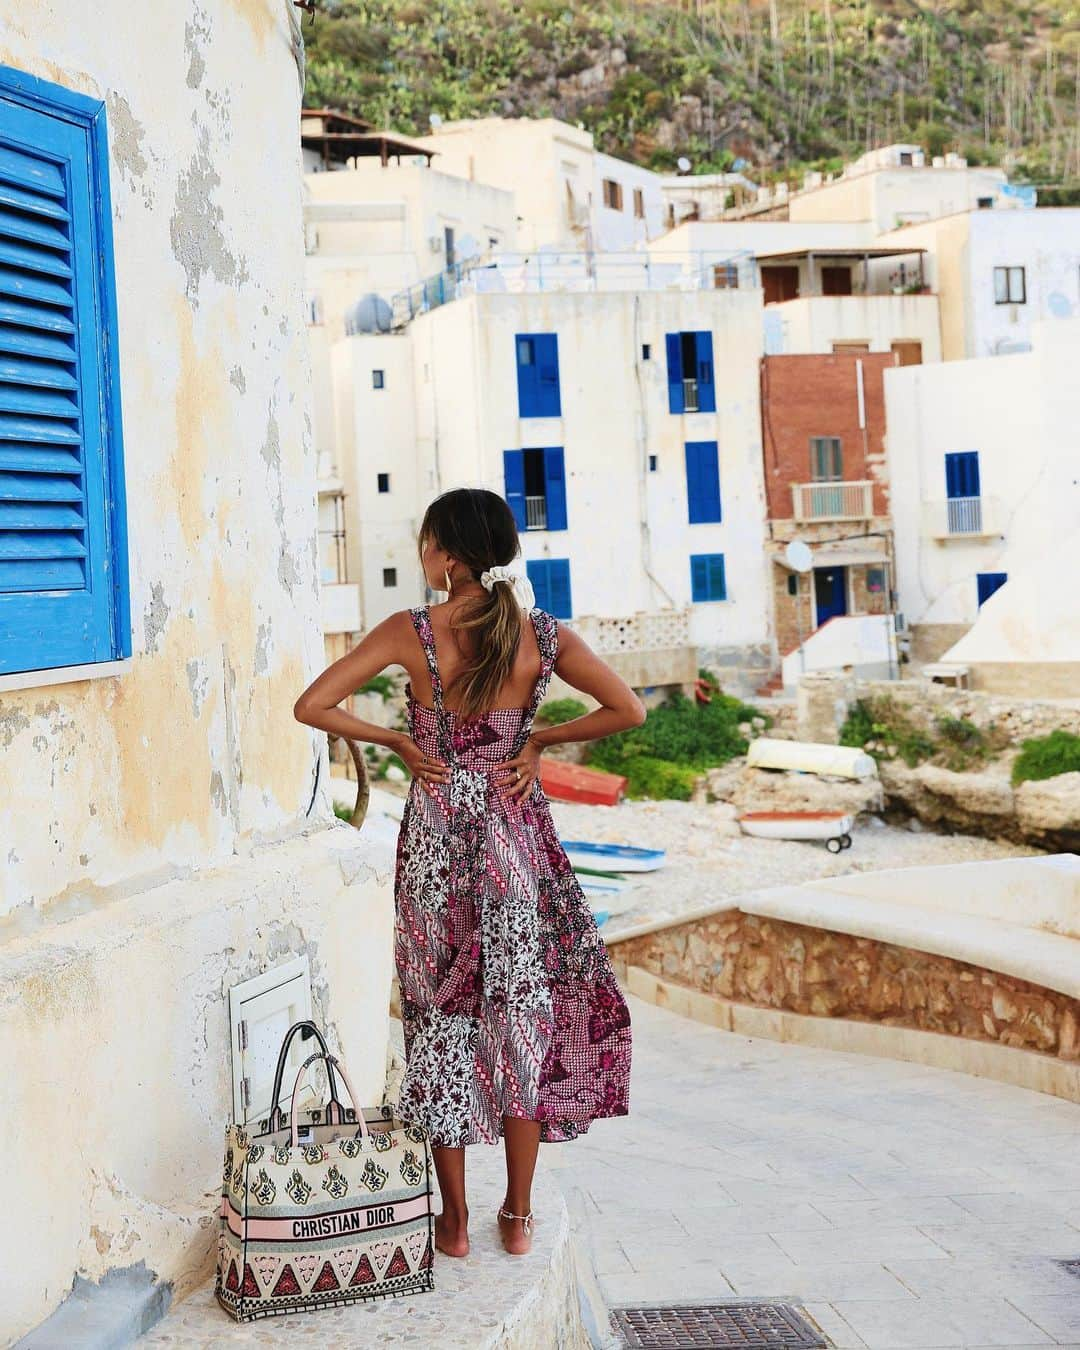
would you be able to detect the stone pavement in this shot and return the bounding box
[546,995,1080,1349]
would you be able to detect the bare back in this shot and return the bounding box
[403,602,544,713]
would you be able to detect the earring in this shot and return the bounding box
[443,567,452,594]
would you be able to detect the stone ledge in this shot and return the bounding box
[627,967,1080,1106]
[140,1153,588,1348]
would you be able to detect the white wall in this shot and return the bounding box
[593,151,666,249]
[886,320,1080,630]
[966,208,1080,357]
[767,294,942,359]
[650,219,877,258]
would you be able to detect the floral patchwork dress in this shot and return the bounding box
[393,604,632,1148]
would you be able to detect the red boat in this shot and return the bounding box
[540,759,627,806]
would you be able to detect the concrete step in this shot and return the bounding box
[139,1151,590,1348]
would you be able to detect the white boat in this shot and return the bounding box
[575,871,630,896]
[746,738,877,781]
[738,810,854,853]
[562,840,666,873]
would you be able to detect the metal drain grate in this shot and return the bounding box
[611,1302,827,1349]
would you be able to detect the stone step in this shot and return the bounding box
[138,1153,590,1348]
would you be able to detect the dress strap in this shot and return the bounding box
[408,606,455,765]
[520,609,560,744]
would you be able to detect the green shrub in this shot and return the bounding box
[357,674,397,700]
[618,755,699,802]
[839,696,935,767]
[537,697,588,725]
[333,801,356,823]
[1011,730,1080,786]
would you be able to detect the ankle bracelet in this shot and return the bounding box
[498,1206,534,1235]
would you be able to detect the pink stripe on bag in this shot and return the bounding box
[224,1192,432,1241]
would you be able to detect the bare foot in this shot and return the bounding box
[434,1209,469,1258]
[497,1208,534,1256]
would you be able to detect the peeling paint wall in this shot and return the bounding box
[0,2,327,920]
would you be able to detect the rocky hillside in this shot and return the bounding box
[303,0,1079,190]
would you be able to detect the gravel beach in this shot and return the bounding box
[547,797,1039,936]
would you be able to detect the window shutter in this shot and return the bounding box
[977,572,1007,607]
[693,331,716,412]
[536,334,561,417]
[690,554,707,602]
[526,558,549,612]
[708,553,727,600]
[685,441,721,523]
[502,449,526,529]
[945,451,980,499]
[0,97,128,676]
[542,446,567,530]
[515,334,536,417]
[548,558,572,618]
[665,332,684,414]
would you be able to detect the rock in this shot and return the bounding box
[1060,1008,1079,1060]
[1015,772,1080,834]
[705,760,745,802]
[731,766,884,817]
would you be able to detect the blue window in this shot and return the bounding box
[690,553,727,602]
[977,572,1007,607]
[526,558,572,618]
[515,333,561,418]
[665,330,715,414]
[945,451,980,499]
[0,66,130,677]
[684,441,721,523]
[502,447,567,532]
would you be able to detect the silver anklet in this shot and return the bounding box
[498,1206,534,1235]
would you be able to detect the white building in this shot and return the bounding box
[886,319,1080,685]
[330,285,774,688]
[878,207,1080,360]
[417,115,670,252]
[0,11,392,1340]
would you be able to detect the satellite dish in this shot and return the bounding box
[785,540,813,573]
[677,156,692,174]
[456,232,480,261]
[345,294,393,335]
[429,112,443,129]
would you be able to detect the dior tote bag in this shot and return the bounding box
[216,1024,434,1322]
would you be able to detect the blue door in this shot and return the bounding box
[813,566,847,626]
[977,572,1008,607]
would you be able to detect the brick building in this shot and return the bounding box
[759,352,895,663]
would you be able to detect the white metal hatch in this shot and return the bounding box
[228,956,316,1124]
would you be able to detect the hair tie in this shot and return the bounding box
[480,565,536,612]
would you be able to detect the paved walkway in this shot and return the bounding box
[546,996,1080,1349]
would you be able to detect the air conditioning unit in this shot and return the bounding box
[428,235,444,252]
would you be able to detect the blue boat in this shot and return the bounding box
[561,840,666,873]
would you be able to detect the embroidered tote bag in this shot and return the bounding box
[216,1021,434,1322]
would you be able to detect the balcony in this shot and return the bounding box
[682,377,701,412]
[525,494,547,530]
[792,480,874,522]
[568,608,697,687]
[925,496,1003,540]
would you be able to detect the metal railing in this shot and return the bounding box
[682,378,700,412]
[525,495,547,530]
[946,496,983,535]
[792,480,874,522]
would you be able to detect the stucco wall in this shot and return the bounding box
[767,293,941,359]
[0,2,327,922]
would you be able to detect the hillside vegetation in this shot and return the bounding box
[304,0,1079,189]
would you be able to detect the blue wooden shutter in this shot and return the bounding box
[526,558,549,611]
[517,333,560,417]
[945,451,980,499]
[685,441,721,523]
[536,334,561,417]
[547,558,572,618]
[0,93,127,675]
[977,572,1007,607]
[665,332,684,414]
[502,449,526,530]
[694,331,716,412]
[690,552,726,601]
[542,446,567,530]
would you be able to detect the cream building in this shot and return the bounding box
[885,319,1080,679]
[329,286,775,689]
[0,7,393,1341]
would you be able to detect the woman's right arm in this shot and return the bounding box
[292,613,449,791]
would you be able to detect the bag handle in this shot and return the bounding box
[267,1020,345,1131]
[290,1051,369,1148]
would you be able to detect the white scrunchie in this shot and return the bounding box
[480,565,536,612]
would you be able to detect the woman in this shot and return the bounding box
[294,488,642,1259]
